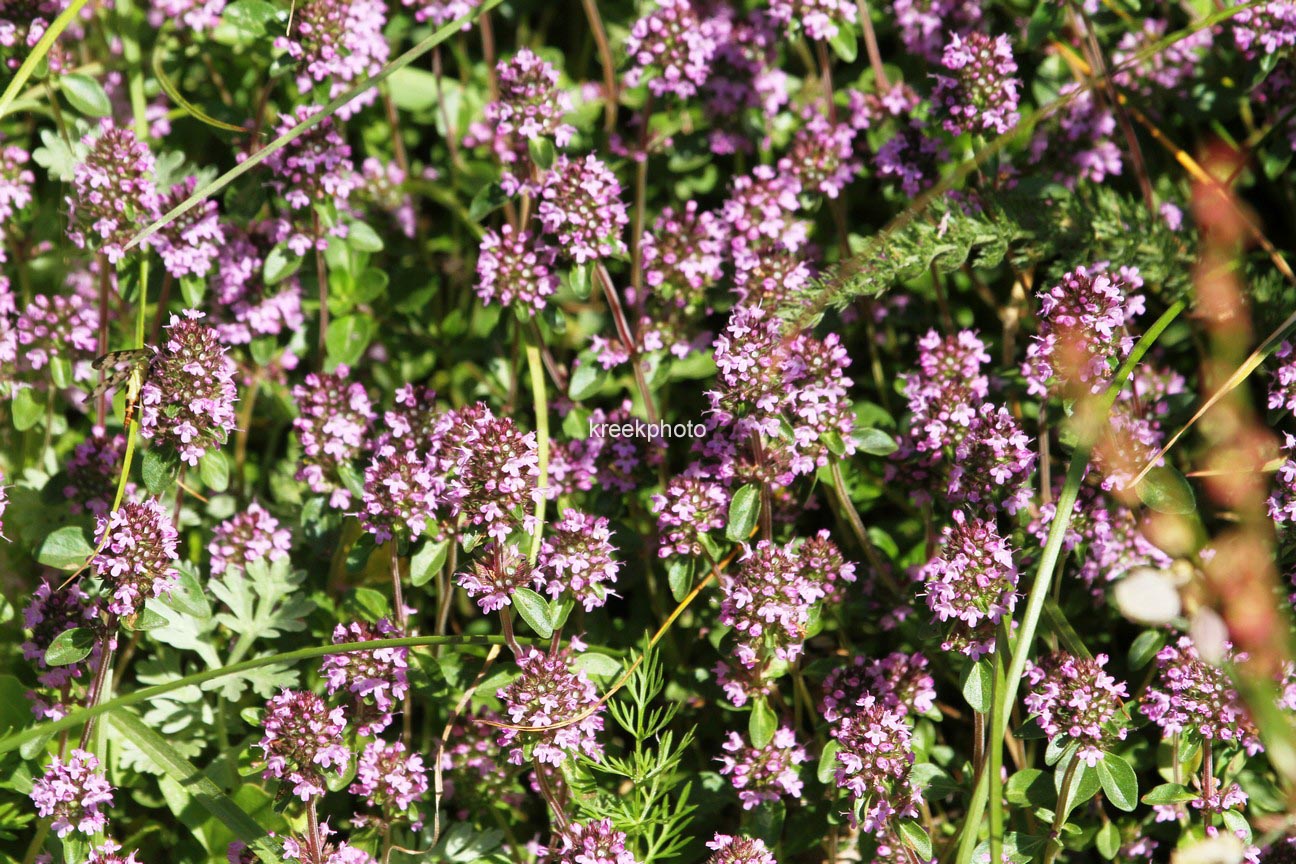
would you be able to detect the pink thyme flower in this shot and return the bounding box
[210,224,307,346]
[0,137,34,241]
[721,165,806,259]
[474,49,575,194]
[209,502,292,576]
[261,107,359,254]
[351,740,428,820]
[932,32,1021,136]
[624,0,718,99]
[92,497,180,618]
[138,310,238,466]
[706,834,777,864]
[1112,19,1212,100]
[767,0,856,40]
[536,154,629,264]
[153,176,224,279]
[1269,341,1296,414]
[281,823,378,864]
[874,118,947,196]
[475,225,560,312]
[259,689,351,799]
[16,291,99,382]
[552,819,638,864]
[22,579,99,688]
[292,365,375,508]
[821,652,936,725]
[1141,636,1262,755]
[1024,652,1129,767]
[718,727,807,809]
[891,0,982,61]
[920,511,1018,659]
[64,427,126,517]
[456,411,540,542]
[86,839,143,864]
[947,404,1036,514]
[361,450,440,543]
[30,749,115,837]
[457,542,533,613]
[1023,263,1146,398]
[496,646,605,766]
[535,509,621,611]
[1232,0,1296,59]
[833,700,920,832]
[66,120,161,263]
[787,112,859,199]
[650,474,730,558]
[274,0,389,119]
[400,0,479,27]
[148,0,226,31]
[321,618,409,736]
[641,201,726,311]
[441,708,524,814]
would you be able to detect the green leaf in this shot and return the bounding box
[346,586,390,621]
[725,483,760,543]
[386,66,441,113]
[568,361,607,401]
[347,221,384,253]
[217,0,277,40]
[61,72,112,117]
[960,658,992,714]
[1006,769,1053,808]
[1135,466,1196,515]
[433,823,504,864]
[568,264,592,300]
[822,430,847,457]
[325,315,376,367]
[263,244,301,286]
[1095,821,1120,860]
[410,538,449,588]
[143,447,180,495]
[749,698,777,749]
[817,739,841,784]
[571,652,621,681]
[896,820,933,861]
[853,427,898,456]
[346,533,376,573]
[467,182,507,222]
[1221,808,1251,843]
[511,587,554,639]
[37,526,95,570]
[1026,0,1066,49]
[1128,629,1165,668]
[199,449,230,492]
[50,355,73,389]
[667,558,694,602]
[827,24,858,63]
[1097,753,1138,812]
[44,628,97,666]
[12,387,43,431]
[1141,782,1196,805]
[108,711,282,862]
[527,136,555,171]
[123,606,171,631]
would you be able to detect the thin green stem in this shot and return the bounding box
[0,0,95,118]
[951,300,1185,864]
[1041,755,1082,864]
[525,332,549,565]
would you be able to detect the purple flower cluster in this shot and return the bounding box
[1232,0,1296,59]
[149,0,226,32]
[22,580,98,688]
[552,820,638,864]
[85,840,143,864]
[650,475,730,557]
[475,225,559,312]
[262,108,359,254]
[718,727,807,809]
[361,450,441,543]
[64,428,126,517]
[920,510,1017,659]
[1023,264,1146,397]
[1024,652,1129,766]
[641,201,726,312]
[890,0,982,61]
[932,32,1021,137]
[211,225,307,347]
[537,154,629,264]
[832,700,920,832]
[457,411,541,541]
[16,291,99,383]
[706,835,777,864]
[719,536,855,669]
[535,509,621,610]
[0,137,34,244]
[1113,19,1213,100]
[821,652,936,725]
[496,646,605,765]
[30,749,114,838]
[209,502,292,576]
[1029,85,1122,187]
[351,740,428,821]
[1270,341,1296,414]
[767,0,856,41]
[274,0,389,118]
[293,365,375,508]
[154,177,224,279]
[66,120,162,263]
[457,542,533,613]
[788,112,859,199]
[1141,636,1263,755]
[322,618,409,736]
[259,689,351,799]
[139,310,238,466]
[93,497,180,618]
[624,0,718,99]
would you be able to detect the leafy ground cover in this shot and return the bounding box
[2,1,1296,863]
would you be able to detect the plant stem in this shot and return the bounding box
[390,542,408,631]
[533,756,570,831]
[1041,755,1082,864]
[579,0,617,131]
[525,333,549,565]
[499,607,523,658]
[594,263,659,424]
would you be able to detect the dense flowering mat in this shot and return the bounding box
[2,0,1296,863]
